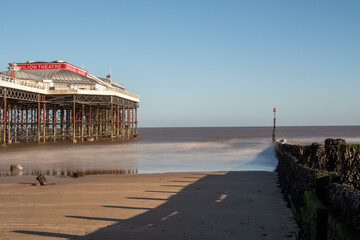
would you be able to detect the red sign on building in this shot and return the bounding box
[14,63,88,77]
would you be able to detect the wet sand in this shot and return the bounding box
[0,171,298,240]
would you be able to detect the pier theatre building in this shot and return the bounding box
[0,61,140,145]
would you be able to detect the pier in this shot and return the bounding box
[0,61,140,145]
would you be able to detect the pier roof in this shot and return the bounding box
[0,61,140,103]
[1,69,97,84]
[0,70,43,82]
[2,61,105,85]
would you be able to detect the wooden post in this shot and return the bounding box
[272,107,277,143]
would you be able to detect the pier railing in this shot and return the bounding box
[0,74,46,90]
[0,74,139,100]
[104,87,140,100]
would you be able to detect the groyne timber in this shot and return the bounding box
[275,139,360,240]
[0,61,139,145]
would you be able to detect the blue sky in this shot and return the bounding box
[1,0,359,127]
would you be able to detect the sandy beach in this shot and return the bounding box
[0,171,298,240]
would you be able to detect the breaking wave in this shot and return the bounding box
[0,137,276,174]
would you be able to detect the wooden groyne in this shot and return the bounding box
[275,139,360,240]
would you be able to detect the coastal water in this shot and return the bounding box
[0,126,359,175]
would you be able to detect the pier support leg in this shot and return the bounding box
[135,106,138,136]
[81,104,84,142]
[110,103,113,141]
[122,106,125,139]
[127,107,130,139]
[26,107,29,142]
[43,102,46,143]
[89,106,93,139]
[53,108,56,142]
[132,107,134,137]
[8,104,12,144]
[116,105,120,139]
[14,105,17,143]
[37,97,40,143]
[61,108,65,140]
[96,108,99,140]
[72,97,76,143]
[0,100,2,145]
[3,93,6,145]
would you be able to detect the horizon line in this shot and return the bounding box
[138,124,360,129]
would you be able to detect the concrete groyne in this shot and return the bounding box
[275,139,360,240]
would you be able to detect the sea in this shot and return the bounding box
[0,126,359,175]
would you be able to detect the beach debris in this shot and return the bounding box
[36,173,47,186]
[147,223,155,227]
[72,172,80,178]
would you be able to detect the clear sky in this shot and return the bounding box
[1,0,359,127]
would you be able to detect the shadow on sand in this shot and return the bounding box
[14,167,297,239]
